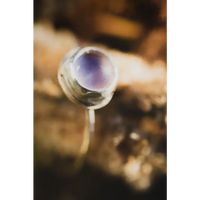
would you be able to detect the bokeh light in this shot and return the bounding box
[34,0,166,199]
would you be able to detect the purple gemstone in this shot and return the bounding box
[73,51,115,90]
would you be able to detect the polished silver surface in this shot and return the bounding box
[74,109,95,168]
[58,47,118,109]
[58,47,118,169]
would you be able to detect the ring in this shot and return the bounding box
[58,47,118,168]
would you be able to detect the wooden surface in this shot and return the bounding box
[34,23,166,199]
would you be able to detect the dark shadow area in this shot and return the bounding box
[34,159,166,200]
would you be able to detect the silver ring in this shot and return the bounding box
[58,47,118,167]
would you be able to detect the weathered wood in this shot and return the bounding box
[34,23,166,191]
[34,23,166,111]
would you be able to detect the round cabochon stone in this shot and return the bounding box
[73,50,115,90]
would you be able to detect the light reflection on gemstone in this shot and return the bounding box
[74,51,115,90]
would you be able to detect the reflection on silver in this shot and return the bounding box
[75,109,95,167]
[58,47,118,169]
[58,47,118,110]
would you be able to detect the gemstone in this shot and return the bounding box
[73,51,115,90]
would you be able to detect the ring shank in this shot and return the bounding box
[75,109,95,168]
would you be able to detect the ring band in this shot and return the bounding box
[58,47,118,168]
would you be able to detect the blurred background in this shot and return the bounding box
[34,0,166,200]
